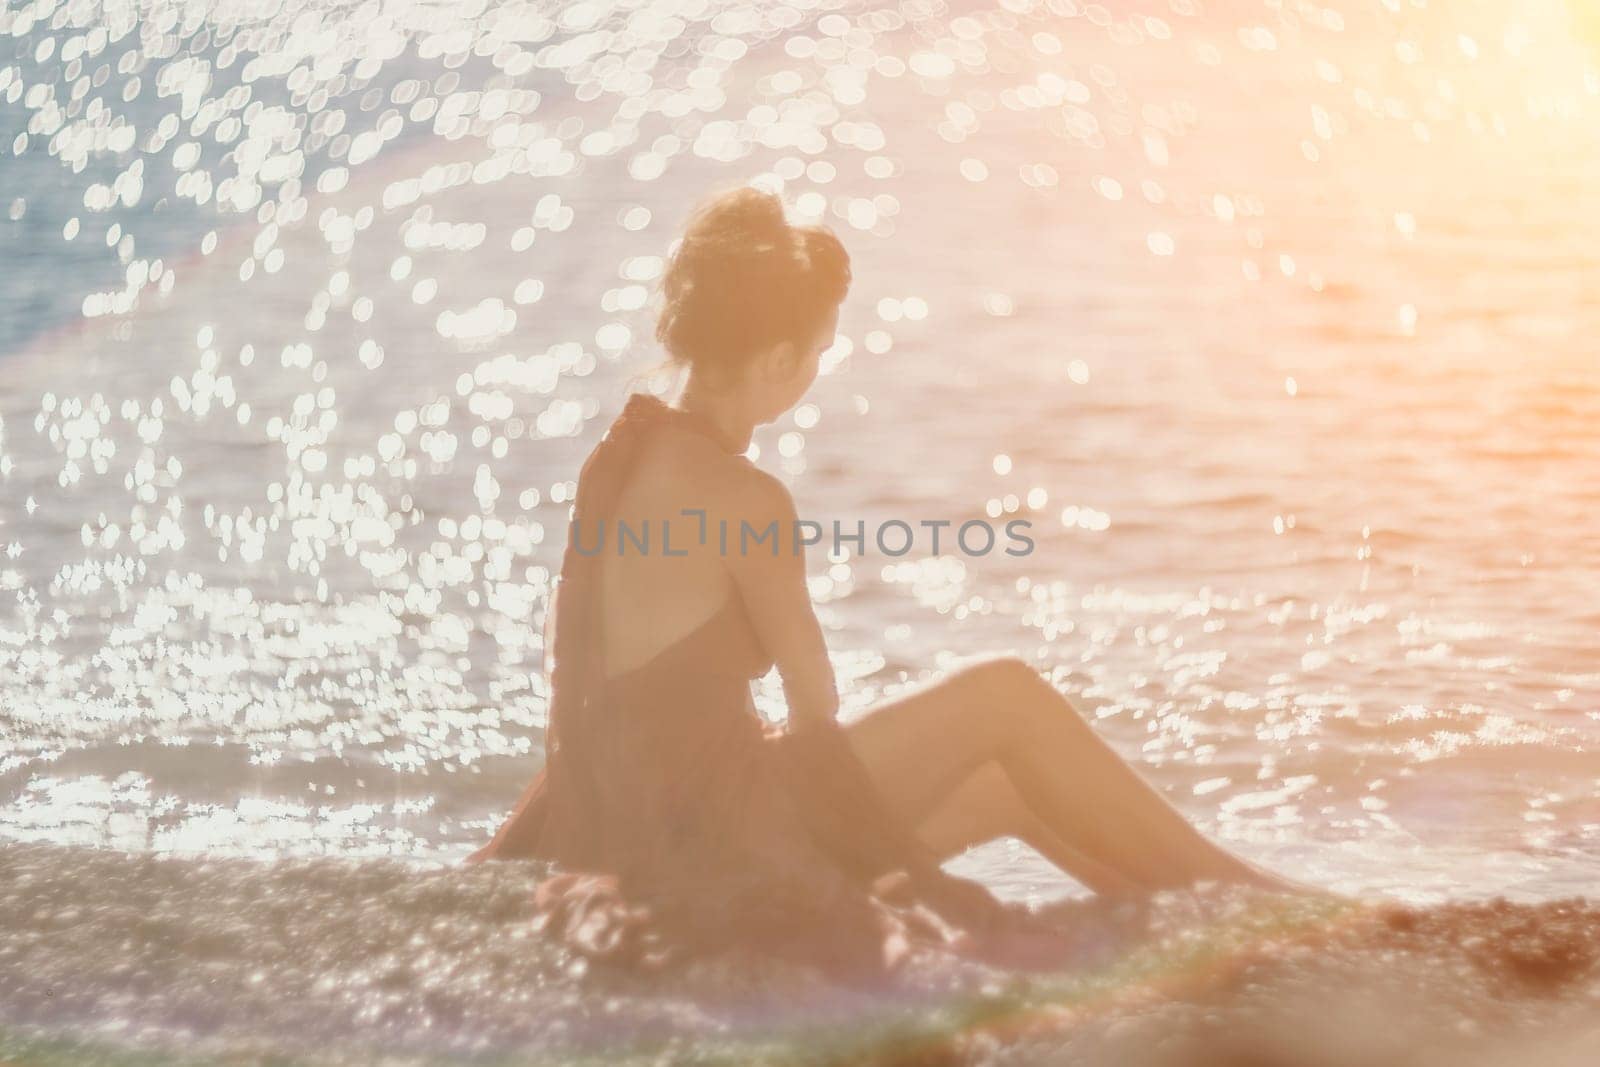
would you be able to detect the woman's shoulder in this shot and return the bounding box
[649,423,795,520]
[728,463,797,523]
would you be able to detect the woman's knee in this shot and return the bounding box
[949,656,1046,734]
[966,655,1048,699]
[963,655,1087,736]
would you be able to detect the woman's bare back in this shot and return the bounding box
[596,419,760,680]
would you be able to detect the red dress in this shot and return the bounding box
[471,394,1034,978]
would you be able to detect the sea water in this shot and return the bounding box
[1,1,1597,1062]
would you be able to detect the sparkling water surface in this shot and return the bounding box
[1,0,1598,1059]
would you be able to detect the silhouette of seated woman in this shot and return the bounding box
[471,187,1295,978]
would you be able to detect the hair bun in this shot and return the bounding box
[689,186,791,247]
[656,186,851,381]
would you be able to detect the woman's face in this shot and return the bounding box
[755,306,839,422]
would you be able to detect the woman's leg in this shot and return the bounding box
[845,656,1281,893]
[914,759,1144,897]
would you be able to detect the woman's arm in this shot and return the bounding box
[719,470,1007,925]
[721,469,840,733]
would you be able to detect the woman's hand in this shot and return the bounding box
[907,865,1008,935]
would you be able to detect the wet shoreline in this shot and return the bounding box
[1,843,1595,1065]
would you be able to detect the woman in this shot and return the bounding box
[472,187,1291,978]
